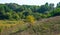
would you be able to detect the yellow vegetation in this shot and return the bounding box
[0,20,25,28]
[26,15,35,25]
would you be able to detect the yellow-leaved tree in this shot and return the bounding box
[26,15,35,24]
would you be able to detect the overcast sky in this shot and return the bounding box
[0,0,60,6]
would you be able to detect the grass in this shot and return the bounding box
[0,16,60,35]
[0,20,29,35]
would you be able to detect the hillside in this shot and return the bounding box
[0,2,60,35]
[0,16,60,35]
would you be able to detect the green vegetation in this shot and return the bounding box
[0,2,60,35]
[0,2,60,20]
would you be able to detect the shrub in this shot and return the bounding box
[26,15,35,24]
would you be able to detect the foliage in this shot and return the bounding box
[26,15,35,23]
[0,2,60,20]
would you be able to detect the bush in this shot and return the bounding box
[26,15,35,23]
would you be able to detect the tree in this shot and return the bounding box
[12,13,20,20]
[57,2,60,8]
[49,3,54,10]
[26,15,35,23]
[50,8,60,16]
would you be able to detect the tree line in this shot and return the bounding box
[0,2,60,20]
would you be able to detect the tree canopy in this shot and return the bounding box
[0,2,60,20]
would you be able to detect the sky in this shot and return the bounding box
[0,0,60,6]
